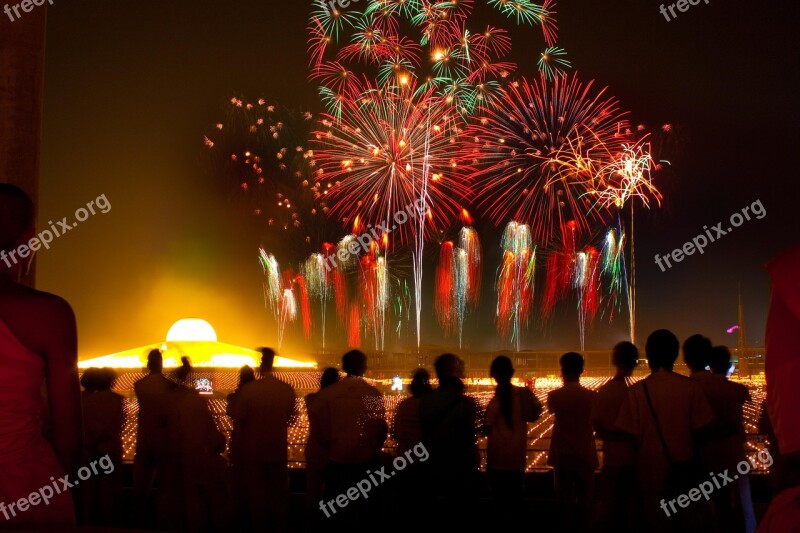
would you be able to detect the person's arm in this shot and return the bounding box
[614,387,639,437]
[43,297,82,474]
[523,387,543,422]
[690,383,716,439]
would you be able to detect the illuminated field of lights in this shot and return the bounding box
[108,371,770,473]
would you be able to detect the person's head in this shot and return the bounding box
[490,355,514,385]
[612,341,639,376]
[80,368,101,392]
[409,368,432,397]
[708,345,733,375]
[683,334,712,373]
[147,349,163,373]
[0,184,36,279]
[559,352,584,381]
[238,365,256,389]
[341,350,367,376]
[646,329,680,371]
[259,347,276,373]
[97,368,117,391]
[434,353,464,380]
[320,367,340,389]
[180,356,191,368]
[174,362,192,384]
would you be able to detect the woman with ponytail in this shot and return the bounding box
[485,355,543,526]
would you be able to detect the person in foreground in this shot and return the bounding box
[485,355,543,528]
[0,183,82,527]
[616,329,715,533]
[419,353,479,529]
[229,348,297,533]
[592,341,639,532]
[547,352,598,533]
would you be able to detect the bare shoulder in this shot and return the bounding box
[15,286,75,324]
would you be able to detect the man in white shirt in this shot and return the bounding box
[617,329,715,532]
[547,352,598,533]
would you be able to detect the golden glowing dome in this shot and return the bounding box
[166,318,217,343]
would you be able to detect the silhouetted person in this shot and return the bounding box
[165,365,227,532]
[0,184,81,527]
[229,347,297,532]
[419,353,479,529]
[390,368,433,530]
[683,334,712,375]
[304,367,340,529]
[80,367,124,527]
[485,355,543,528]
[310,350,385,526]
[592,341,639,533]
[227,365,256,463]
[393,368,432,456]
[616,329,715,532]
[173,355,193,383]
[687,336,748,532]
[133,348,174,524]
[547,352,597,533]
[227,365,256,531]
[702,345,753,533]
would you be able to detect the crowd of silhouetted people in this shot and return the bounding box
[73,330,791,533]
[2,182,800,533]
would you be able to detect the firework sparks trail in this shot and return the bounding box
[496,222,536,351]
[435,227,482,347]
[259,249,282,320]
[304,252,333,352]
[573,246,599,350]
[585,139,662,344]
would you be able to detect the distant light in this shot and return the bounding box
[726,325,740,334]
[166,319,217,343]
[391,376,403,391]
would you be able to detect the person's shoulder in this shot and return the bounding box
[20,288,75,323]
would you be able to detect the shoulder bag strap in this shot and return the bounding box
[642,380,674,465]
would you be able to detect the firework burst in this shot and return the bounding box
[460,73,630,247]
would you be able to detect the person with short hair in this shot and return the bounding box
[699,345,753,533]
[616,329,715,532]
[592,341,639,532]
[0,184,81,527]
[80,367,124,526]
[229,348,297,532]
[304,367,340,528]
[393,368,432,456]
[418,353,479,529]
[309,350,385,526]
[133,348,175,524]
[547,352,597,533]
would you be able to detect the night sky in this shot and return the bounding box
[33,0,799,360]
